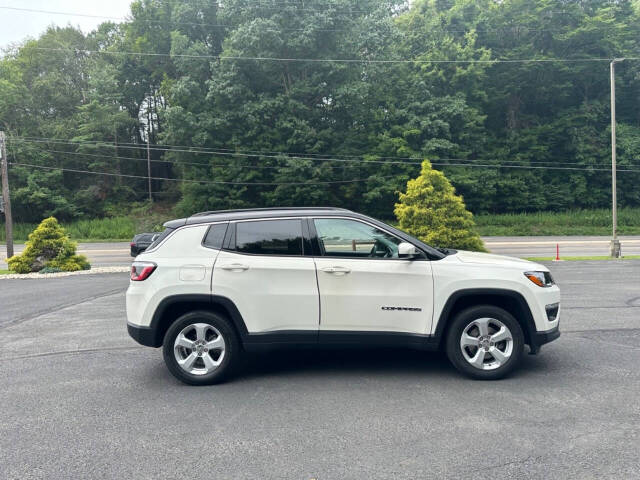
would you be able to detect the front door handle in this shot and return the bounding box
[321,266,351,275]
[219,263,249,271]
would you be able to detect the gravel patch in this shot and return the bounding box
[0,266,130,280]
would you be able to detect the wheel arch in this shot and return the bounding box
[433,288,537,349]
[149,294,249,347]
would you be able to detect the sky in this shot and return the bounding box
[0,0,134,48]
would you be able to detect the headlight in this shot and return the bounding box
[524,271,555,288]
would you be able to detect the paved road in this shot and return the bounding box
[0,274,130,328]
[2,236,640,269]
[1,262,639,478]
[484,235,640,258]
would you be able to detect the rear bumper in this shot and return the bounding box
[127,323,158,347]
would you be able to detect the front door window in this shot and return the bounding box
[313,218,403,259]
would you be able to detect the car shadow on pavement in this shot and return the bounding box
[240,348,456,381]
[139,344,563,386]
[237,345,561,382]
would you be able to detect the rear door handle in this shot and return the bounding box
[321,266,351,275]
[220,263,249,271]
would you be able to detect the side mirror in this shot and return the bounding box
[398,242,420,259]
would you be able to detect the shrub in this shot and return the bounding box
[7,217,90,273]
[395,160,486,252]
[39,266,63,274]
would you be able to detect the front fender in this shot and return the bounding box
[430,261,546,346]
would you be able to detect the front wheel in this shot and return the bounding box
[446,305,524,380]
[163,311,240,385]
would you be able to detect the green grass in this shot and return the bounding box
[525,255,640,261]
[2,207,640,243]
[474,208,640,236]
[1,215,166,243]
[0,269,14,275]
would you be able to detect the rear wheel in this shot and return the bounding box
[446,305,524,380]
[163,310,239,385]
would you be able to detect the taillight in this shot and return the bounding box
[131,261,157,281]
[130,242,136,247]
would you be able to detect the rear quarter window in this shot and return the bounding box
[202,223,229,250]
[147,227,174,250]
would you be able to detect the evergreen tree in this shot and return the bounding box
[7,217,90,273]
[395,160,486,251]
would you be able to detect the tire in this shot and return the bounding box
[162,310,240,385]
[445,305,524,380]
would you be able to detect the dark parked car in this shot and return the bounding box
[130,233,160,257]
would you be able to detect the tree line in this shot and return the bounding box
[1,0,640,223]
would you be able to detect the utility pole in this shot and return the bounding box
[610,58,624,258]
[0,131,14,259]
[146,127,152,202]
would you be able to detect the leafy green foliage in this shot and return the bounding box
[1,0,640,222]
[6,217,90,273]
[39,266,63,274]
[395,160,486,251]
[1,209,167,242]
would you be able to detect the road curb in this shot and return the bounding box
[0,266,130,280]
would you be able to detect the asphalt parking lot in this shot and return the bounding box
[1,262,639,479]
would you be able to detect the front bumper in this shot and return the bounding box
[127,323,159,347]
[529,325,560,354]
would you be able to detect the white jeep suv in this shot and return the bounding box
[126,207,560,385]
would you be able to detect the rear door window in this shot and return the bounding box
[234,219,303,256]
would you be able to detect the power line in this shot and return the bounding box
[433,162,640,172]
[33,148,380,170]
[10,161,640,177]
[8,162,398,185]
[0,3,383,19]
[11,138,640,168]
[0,5,621,36]
[26,46,638,64]
[197,1,379,14]
[0,6,349,32]
[33,146,640,170]
[9,137,425,165]
[0,136,596,163]
[12,135,416,160]
[0,1,584,18]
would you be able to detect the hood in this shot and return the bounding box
[453,250,547,270]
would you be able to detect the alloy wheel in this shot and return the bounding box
[459,317,513,371]
[173,323,226,375]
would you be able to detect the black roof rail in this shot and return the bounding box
[191,207,350,217]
